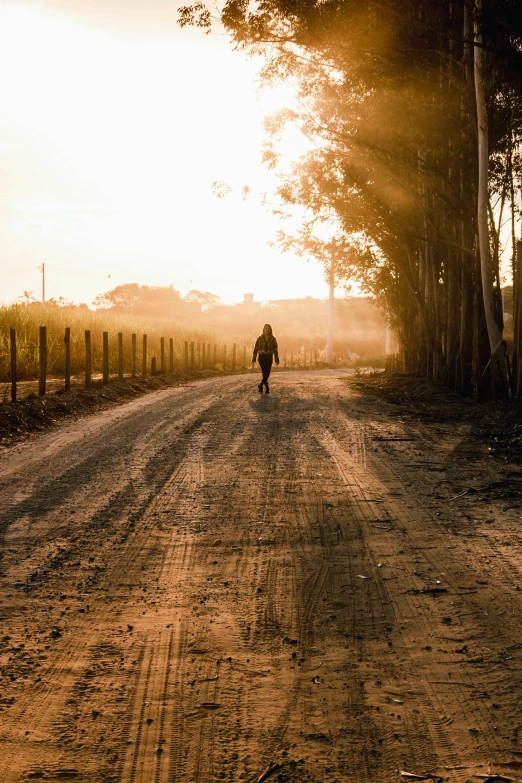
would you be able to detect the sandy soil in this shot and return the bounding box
[0,369,240,445]
[0,369,521,783]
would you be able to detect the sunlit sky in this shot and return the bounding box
[0,0,335,307]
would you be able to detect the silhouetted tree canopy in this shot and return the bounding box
[179,0,522,397]
[94,283,182,314]
[185,290,223,309]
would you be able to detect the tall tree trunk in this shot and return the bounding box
[473,0,508,387]
[425,240,436,378]
[444,0,460,388]
[513,240,522,397]
[418,243,428,373]
[326,256,335,364]
[460,0,476,395]
[417,152,429,374]
[473,239,491,399]
[430,244,442,380]
[459,260,474,393]
[508,121,521,396]
[446,248,460,387]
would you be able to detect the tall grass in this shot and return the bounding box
[0,304,220,381]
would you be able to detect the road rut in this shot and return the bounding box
[0,370,521,783]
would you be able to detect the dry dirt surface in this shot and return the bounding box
[1,369,521,783]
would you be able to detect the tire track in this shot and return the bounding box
[0,377,249,783]
[2,370,521,783]
[313,401,520,777]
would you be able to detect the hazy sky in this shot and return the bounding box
[0,0,332,306]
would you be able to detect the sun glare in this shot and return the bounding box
[0,4,322,305]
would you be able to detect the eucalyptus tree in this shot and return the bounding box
[274,228,361,363]
[179,0,522,396]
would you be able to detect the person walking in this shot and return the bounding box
[252,324,279,394]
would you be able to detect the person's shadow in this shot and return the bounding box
[249,394,274,412]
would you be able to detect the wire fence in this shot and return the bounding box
[3,327,326,403]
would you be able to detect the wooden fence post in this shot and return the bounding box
[10,328,16,403]
[102,332,109,384]
[184,341,189,372]
[142,334,147,377]
[64,327,71,391]
[118,332,123,380]
[243,346,246,368]
[197,342,201,370]
[213,344,217,369]
[131,334,136,378]
[208,344,211,369]
[291,350,294,367]
[202,343,206,370]
[38,326,47,396]
[190,342,195,371]
[160,337,165,374]
[169,338,174,372]
[85,330,91,389]
[232,343,236,371]
[223,345,227,370]
[151,356,157,375]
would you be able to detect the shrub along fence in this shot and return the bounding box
[5,327,322,402]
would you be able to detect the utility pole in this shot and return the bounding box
[40,263,45,304]
[326,243,335,364]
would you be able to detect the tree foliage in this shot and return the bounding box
[185,289,223,309]
[93,283,182,314]
[179,0,522,397]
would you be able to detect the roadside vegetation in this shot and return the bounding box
[0,301,216,382]
[0,287,386,381]
[179,0,522,399]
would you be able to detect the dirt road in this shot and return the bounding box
[1,370,521,783]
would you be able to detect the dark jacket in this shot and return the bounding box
[253,334,279,363]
